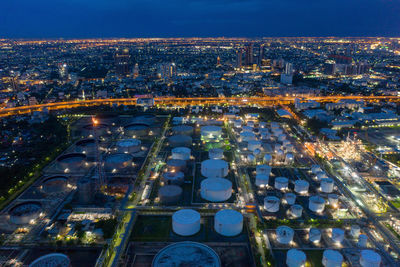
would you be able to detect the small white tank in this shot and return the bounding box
[172,209,201,236]
[321,178,334,193]
[264,196,280,212]
[294,180,309,194]
[243,126,253,132]
[316,171,328,181]
[275,177,288,191]
[328,194,339,207]
[247,154,255,162]
[358,234,368,247]
[311,165,322,174]
[259,121,266,128]
[276,226,294,245]
[290,204,303,218]
[322,250,343,267]
[247,121,255,128]
[209,148,224,160]
[284,193,296,205]
[286,249,306,267]
[331,228,344,243]
[214,209,243,237]
[171,147,191,161]
[233,120,242,128]
[240,131,256,142]
[350,224,361,238]
[285,153,294,164]
[256,164,271,175]
[253,149,261,157]
[285,144,294,153]
[309,196,326,213]
[248,140,262,151]
[256,174,269,187]
[309,228,321,243]
[263,154,272,164]
[274,143,282,152]
[360,250,381,267]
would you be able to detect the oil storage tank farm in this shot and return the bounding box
[9,201,42,225]
[214,209,243,236]
[152,242,221,267]
[116,139,141,154]
[29,253,71,267]
[56,153,87,171]
[169,135,193,148]
[41,176,68,194]
[201,178,232,202]
[172,209,201,236]
[201,159,229,178]
[104,153,133,172]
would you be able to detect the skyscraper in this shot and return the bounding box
[244,43,253,66]
[280,62,294,84]
[133,63,139,78]
[115,48,131,77]
[236,50,243,69]
[258,44,264,66]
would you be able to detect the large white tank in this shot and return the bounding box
[276,226,294,245]
[167,159,186,172]
[162,171,185,185]
[311,165,322,174]
[360,250,381,267]
[200,178,232,202]
[159,185,183,204]
[328,194,339,207]
[248,140,262,151]
[309,195,326,213]
[294,180,309,194]
[263,154,272,164]
[316,171,328,181]
[171,147,191,161]
[290,204,303,218]
[309,228,321,243]
[358,234,368,247]
[172,209,201,236]
[322,250,343,267]
[284,193,296,205]
[264,196,280,212]
[285,153,294,164]
[256,174,270,187]
[169,135,193,147]
[209,148,224,160]
[201,126,222,141]
[321,178,334,193]
[331,228,344,243]
[350,224,361,238]
[201,159,228,178]
[240,131,256,142]
[275,177,288,191]
[214,209,243,237]
[286,249,306,267]
[172,125,194,136]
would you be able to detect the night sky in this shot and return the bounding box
[1,0,399,38]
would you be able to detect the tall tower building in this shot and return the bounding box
[115,48,131,77]
[216,56,221,66]
[236,50,243,69]
[244,43,253,66]
[133,63,139,78]
[280,62,294,85]
[258,44,264,66]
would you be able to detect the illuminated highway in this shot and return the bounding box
[1,95,400,117]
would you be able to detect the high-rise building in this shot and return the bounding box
[324,60,336,75]
[280,62,293,84]
[115,48,131,77]
[133,63,139,78]
[58,63,68,79]
[258,44,264,66]
[236,50,243,69]
[244,43,253,66]
[158,63,177,80]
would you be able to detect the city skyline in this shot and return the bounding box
[1,0,400,38]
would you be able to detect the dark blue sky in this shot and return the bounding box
[1,0,399,38]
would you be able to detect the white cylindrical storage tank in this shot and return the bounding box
[276,149,284,161]
[322,250,343,267]
[321,178,334,193]
[328,194,339,207]
[200,178,232,202]
[295,180,309,194]
[311,165,322,174]
[169,135,192,148]
[285,153,294,164]
[286,249,306,267]
[284,193,296,205]
[209,148,224,160]
[316,171,328,181]
[248,140,262,152]
[233,120,242,128]
[290,204,303,219]
[247,154,255,162]
[240,131,256,142]
[360,250,381,267]
[167,159,186,172]
[309,196,326,213]
[159,185,183,205]
[171,147,191,161]
[201,126,222,141]
[256,174,270,187]
[162,171,185,185]
[275,177,288,191]
[214,209,243,237]
[285,144,294,153]
[263,154,272,164]
[172,125,194,136]
[256,164,271,175]
[276,226,294,245]
[350,224,361,238]
[172,209,201,236]
[264,196,280,212]
[309,228,321,243]
[247,121,255,127]
[331,228,344,243]
[242,126,253,132]
[201,159,228,178]
[358,234,368,247]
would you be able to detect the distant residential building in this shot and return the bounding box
[236,50,243,69]
[244,43,253,66]
[158,63,177,80]
[115,48,131,77]
[280,62,293,85]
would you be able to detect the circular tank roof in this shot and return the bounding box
[201,178,232,191]
[173,209,200,225]
[9,201,42,216]
[57,153,86,163]
[202,159,228,169]
[215,209,243,225]
[42,175,68,184]
[361,250,381,264]
[75,138,96,147]
[152,241,220,267]
[105,153,133,163]
[124,123,150,130]
[83,123,108,130]
[323,250,343,263]
[116,139,141,147]
[159,185,183,197]
[29,253,70,267]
